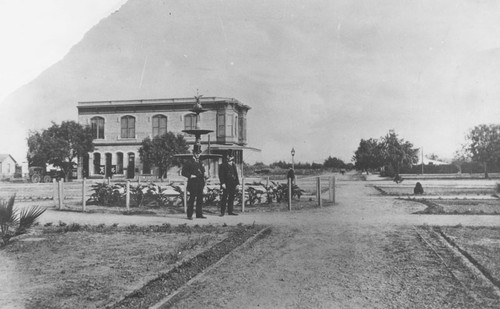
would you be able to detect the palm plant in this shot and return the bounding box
[0,194,46,246]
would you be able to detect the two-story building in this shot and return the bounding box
[77,96,253,179]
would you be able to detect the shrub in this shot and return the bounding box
[0,194,46,246]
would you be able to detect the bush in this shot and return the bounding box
[0,194,46,246]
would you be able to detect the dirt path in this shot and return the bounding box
[159,176,500,308]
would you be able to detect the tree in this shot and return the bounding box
[353,138,384,172]
[451,149,471,174]
[138,132,189,179]
[464,124,500,179]
[379,130,419,177]
[323,156,346,169]
[27,121,94,181]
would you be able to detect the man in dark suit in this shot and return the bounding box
[218,151,240,216]
[181,146,207,219]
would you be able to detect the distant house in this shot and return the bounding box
[417,157,448,165]
[0,154,17,178]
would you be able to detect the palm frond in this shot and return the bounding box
[0,195,18,226]
[17,206,46,234]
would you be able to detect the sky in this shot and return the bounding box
[1,0,500,166]
[0,0,127,103]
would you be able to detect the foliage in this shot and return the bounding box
[379,130,419,177]
[323,156,346,169]
[27,121,94,181]
[87,182,183,207]
[87,180,305,208]
[0,194,46,246]
[353,138,384,172]
[138,132,189,178]
[353,131,418,177]
[464,124,500,178]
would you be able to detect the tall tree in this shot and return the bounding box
[138,132,189,179]
[323,156,346,169]
[464,124,500,179]
[353,138,384,172]
[27,121,94,181]
[379,130,419,177]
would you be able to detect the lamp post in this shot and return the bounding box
[291,147,295,171]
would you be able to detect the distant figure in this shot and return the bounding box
[340,169,346,175]
[218,151,239,216]
[393,175,404,184]
[414,182,424,195]
[181,146,206,220]
[287,168,295,185]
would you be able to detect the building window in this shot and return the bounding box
[93,153,101,175]
[227,114,234,137]
[91,116,105,139]
[116,152,123,174]
[121,116,135,138]
[184,114,197,130]
[152,115,167,137]
[217,114,225,137]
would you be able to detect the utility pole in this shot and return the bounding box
[421,147,424,175]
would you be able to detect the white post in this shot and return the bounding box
[58,180,63,210]
[126,180,130,211]
[53,178,57,206]
[317,177,322,207]
[329,176,336,203]
[288,178,292,211]
[82,178,86,212]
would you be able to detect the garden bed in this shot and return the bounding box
[0,223,265,309]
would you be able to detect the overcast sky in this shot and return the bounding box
[1,0,500,165]
[0,0,126,103]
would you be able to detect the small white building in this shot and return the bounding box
[0,154,17,178]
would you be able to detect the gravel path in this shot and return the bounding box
[161,175,500,308]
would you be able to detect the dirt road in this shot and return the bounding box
[158,175,500,308]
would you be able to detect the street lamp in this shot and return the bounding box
[291,147,295,171]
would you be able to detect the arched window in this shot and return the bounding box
[116,152,124,174]
[152,115,167,137]
[91,116,105,139]
[93,153,101,175]
[184,114,198,130]
[121,116,135,138]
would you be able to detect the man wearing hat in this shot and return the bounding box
[181,145,207,219]
[218,150,239,216]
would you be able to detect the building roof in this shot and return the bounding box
[77,96,251,111]
[416,157,448,165]
[0,154,17,164]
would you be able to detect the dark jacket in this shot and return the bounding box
[218,161,239,187]
[182,158,205,191]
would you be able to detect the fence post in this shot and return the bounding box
[82,178,86,212]
[183,180,188,214]
[53,178,58,206]
[126,180,130,211]
[288,178,292,211]
[58,180,63,210]
[329,176,336,203]
[316,177,322,207]
[107,177,110,185]
[241,177,246,213]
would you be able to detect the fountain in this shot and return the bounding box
[175,95,222,161]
